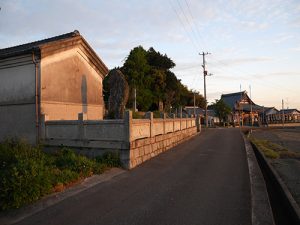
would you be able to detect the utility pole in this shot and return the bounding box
[199,52,211,128]
[240,88,243,128]
[249,85,253,127]
[133,88,137,112]
[193,92,196,116]
[262,105,265,126]
[282,99,285,128]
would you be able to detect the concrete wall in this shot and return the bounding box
[0,55,37,143]
[41,111,200,169]
[41,48,104,120]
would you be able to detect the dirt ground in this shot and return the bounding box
[251,127,300,207]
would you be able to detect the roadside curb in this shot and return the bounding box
[0,167,125,225]
[242,133,275,225]
[251,142,300,225]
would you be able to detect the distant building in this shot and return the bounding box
[264,107,279,116]
[278,109,300,121]
[221,91,264,126]
[258,107,278,124]
[0,30,109,144]
[184,106,219,126]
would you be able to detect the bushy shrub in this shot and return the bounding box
[50,168,79,185]
[0,139,53,210]
[0,141,121,211]
[54,148,97,177]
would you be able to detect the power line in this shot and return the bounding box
[168,0,201,52]
[175,0,201,50]
[172,64,201,71]
[169,1,298,109]
[183,0,208,50]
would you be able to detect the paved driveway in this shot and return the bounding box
[16,128,251,225]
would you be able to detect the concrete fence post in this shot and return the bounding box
[124,110,132,142]
[196,114,201,132]
[172,113,175,132]
[150,112,154,137]
[163,113,166,134]
[40,114,49,140]
[78,113,87,140]
[180,112,182,130]
[145,111,154,137]
[121,110,132,169]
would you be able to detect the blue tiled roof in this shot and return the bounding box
[221,91,246,110]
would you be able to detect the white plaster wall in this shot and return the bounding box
[0,104,36,144]
[0,55,36,144]
[0,55,35,103]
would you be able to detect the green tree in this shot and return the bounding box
[185,91,206,108]
[147,47,175,70]
[121,46,149,87]
[211,99,232,124]
[120,46,152,110]
[114,45,206,112]
[164,71,180,110]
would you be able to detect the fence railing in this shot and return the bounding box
[260,114,300,125]
[41,111,200,144]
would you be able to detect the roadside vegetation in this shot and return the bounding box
[250,138,300,159]
[0,139,120,211]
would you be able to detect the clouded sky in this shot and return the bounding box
[1,0,300,109]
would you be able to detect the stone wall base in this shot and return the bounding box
[124,127,197,169]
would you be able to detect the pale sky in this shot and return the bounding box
[1,0,299,109]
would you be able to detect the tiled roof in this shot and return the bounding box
[221,91,246,109]
[240,104,263,112]
[0,30,80,58]
[278,109,300,114]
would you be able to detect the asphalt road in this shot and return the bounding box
[16,128,251,225]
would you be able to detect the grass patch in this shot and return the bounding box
[250,138,300,159]
[0,139,120,211]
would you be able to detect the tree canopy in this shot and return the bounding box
[104,46,205,112]
[210,99,232,123]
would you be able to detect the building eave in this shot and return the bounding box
[0,30,109,78]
